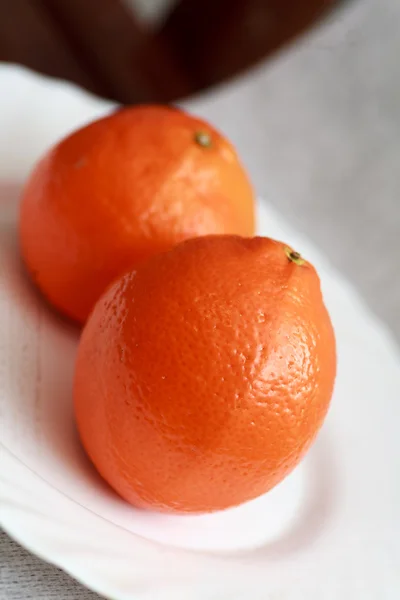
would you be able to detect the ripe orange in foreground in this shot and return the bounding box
[74,235,336,514]
[19,105,255,324]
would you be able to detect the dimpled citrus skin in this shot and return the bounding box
[19,105,255,324]
[74,235,336,513]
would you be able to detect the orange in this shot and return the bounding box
[19,105,255,324]
[74,235,336,514]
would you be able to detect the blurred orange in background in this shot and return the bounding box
[19,104,255,323]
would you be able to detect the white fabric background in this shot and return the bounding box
[1,0,400,597]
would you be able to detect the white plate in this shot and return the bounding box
[1,66,400,600]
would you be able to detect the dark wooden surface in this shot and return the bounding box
[37,0,192,102]
[160,0,338,89]
[0,0,100,93]
[0,0,339,103]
